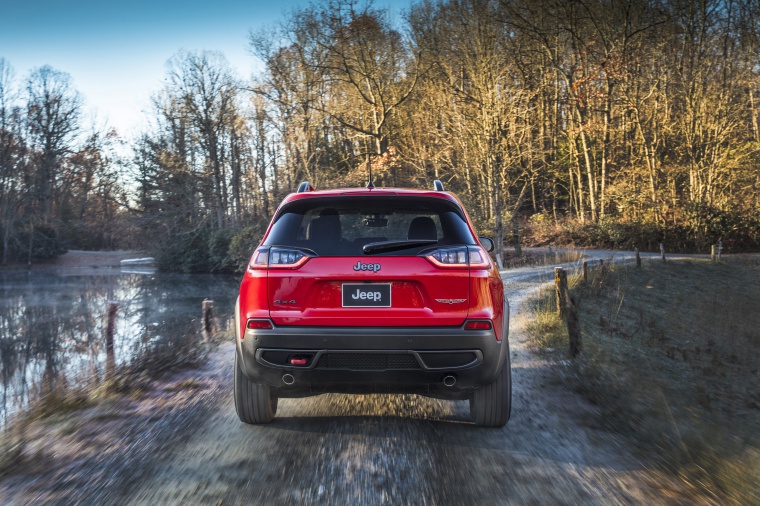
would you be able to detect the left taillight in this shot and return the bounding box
[422,246,491,269]
[246,319,274,330]
[249,246,313,270]
[242,318,274,339]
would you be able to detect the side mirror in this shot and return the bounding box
[479,237,495,253]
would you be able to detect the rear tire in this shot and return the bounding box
[234,351,277,424]
[470,356,511,427]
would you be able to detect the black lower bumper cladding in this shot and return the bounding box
[237,325,508,399]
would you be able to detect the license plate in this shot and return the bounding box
[342,283,391,307]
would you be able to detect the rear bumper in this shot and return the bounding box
[236,322,509,400]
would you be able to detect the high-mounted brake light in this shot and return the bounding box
[249,246,313,270]
[422,246,491,269]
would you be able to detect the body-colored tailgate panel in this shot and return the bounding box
[267,257,469,326]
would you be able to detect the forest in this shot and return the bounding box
[1,0,758,272]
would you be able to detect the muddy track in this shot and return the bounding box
[1,258,692,505]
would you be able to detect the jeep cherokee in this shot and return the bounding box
[234,181,511,427]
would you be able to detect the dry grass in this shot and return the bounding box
[526,257,760,504]
[525,285,567,350]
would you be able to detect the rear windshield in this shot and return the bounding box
[263,196,476,256]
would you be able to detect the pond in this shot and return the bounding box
[0,267,240,427]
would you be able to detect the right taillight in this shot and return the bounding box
[467,246,490,268]
[464,320,493,331]
[422,246,491,269]
[425,246,468,268]
[249,246,313,270]
[464,319,500,340]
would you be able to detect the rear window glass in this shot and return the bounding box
[263,196,476,256]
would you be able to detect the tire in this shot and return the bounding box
[234,351,278,424]
[469,356,512,427]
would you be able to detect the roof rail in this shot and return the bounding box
[297,181,314,193]
[433,180,444,191]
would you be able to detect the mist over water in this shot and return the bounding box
[0,269,239,426]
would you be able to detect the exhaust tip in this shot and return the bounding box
[282,373,295,385]
[443,375,456,387]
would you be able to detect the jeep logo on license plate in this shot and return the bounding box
[342,283,391,307]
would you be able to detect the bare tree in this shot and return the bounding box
[0,59,25,263]
[409,0,532,258]
[254,0,423,186]
[25,65,82,224]
[165,51,240,228]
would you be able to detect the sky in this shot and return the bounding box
[0,0,409,138]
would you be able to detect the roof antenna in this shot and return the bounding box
[366,157,375,190]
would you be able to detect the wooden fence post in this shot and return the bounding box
[660,243,666,263]
[582,261,588,285]
[554,267,582,357]
[555,267,567,319]
[202,299,214,341]
[566,296,582,358]
[105,301,118,378]
[635,247,641,268]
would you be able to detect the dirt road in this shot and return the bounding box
[1,253,691,505]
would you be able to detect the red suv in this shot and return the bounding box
[234,181,510,427]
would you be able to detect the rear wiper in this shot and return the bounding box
[363,239,438,254]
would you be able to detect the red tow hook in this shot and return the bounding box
[290,356,308,366]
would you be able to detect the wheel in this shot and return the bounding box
[469,356,511,427]
[234,351,278,424]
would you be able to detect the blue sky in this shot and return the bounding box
[0,0,409,137]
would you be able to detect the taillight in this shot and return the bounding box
[464,320,493,330]
[249,248,269,269]
[248,246,313,270]
[468,246,490,268]
[241,319,273,340]
[422,246,491,269]
[246,319,274,330]
[424,246,468,268]
[464,319,500,340]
